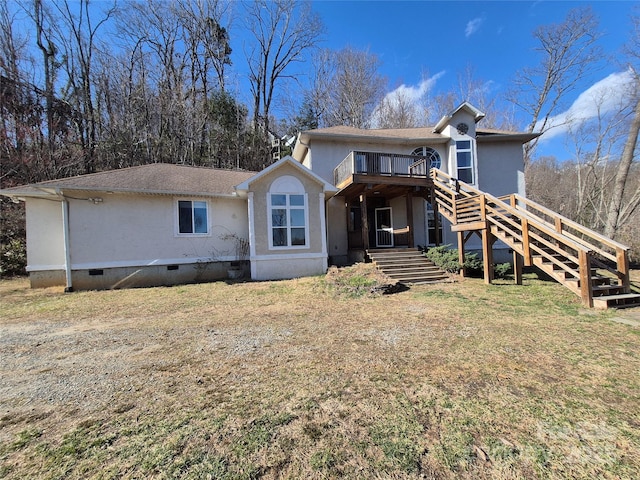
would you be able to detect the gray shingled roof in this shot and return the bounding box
[306,125,536,140]
[305,125,446,141]
[0,163,258,198]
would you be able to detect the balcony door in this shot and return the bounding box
[375,207,394,247]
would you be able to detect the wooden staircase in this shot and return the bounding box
[431,169,640,309]
[367,248,449,284]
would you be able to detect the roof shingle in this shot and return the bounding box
[1,163,257,197]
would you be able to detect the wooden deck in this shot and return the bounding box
[333,151,433,200]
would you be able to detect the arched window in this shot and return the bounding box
[412,146,441,170]
[268,175,309,248]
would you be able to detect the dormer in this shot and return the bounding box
[433,102,485,139]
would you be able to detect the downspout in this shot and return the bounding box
[247,192,256,280]
[319,192,328,272]
[58,189,73,292]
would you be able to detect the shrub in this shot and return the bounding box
[423,245,512,278]
[423,245,481,273]
[493,262,511,279]
[1,238,26,276]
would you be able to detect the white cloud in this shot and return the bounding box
[537,69,637,142]
[384,71,446,105]
[370,72,446,128]
[465,17,484,38]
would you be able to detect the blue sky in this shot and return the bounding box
[10,0,637,162]
[296,0,638,160]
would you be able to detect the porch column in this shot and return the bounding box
[406,191,414,248]
[360,194,370,250]
[427,187,440,248]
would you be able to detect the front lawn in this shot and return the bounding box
[1,269,638,479]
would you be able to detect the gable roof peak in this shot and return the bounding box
[433,101,486,133]
[235,155,338,197]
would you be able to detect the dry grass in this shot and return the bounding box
[1,267,639,479]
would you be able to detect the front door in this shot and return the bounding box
[375,207,394,247]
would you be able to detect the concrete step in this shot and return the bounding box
[384,266,447,276]
[367,249,449,285]
[379,265,443,273]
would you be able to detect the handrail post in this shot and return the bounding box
[617,247,630,292]
[579,250,594,308]
[554,217,562,234]
[522,218,531,266]
[451,190,458,224]
[479,194,486,221]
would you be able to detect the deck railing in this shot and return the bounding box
[333,151,430,186]
[498,193,630,286]
[430,168,632,306]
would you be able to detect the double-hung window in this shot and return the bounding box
[456,140,474,184]
[177,200,209,235]
[270,193,307,247]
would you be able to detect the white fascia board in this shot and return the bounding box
[2,186,242,200]
[434,102,486,133]
[235,155,338,197]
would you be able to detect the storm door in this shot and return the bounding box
[375,207,394,247]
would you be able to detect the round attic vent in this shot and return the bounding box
[456,122,469,135]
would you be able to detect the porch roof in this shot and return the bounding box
[336,178,433,202]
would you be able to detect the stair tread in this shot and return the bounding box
[592,285,623,291]
[432,175,632,309]
[368,249,448,285]
[386,272,448,278]
[592,293,640,301]
[377,265,440,272]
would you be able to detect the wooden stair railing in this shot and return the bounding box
[497,193,631,290]
[430,168,635,309]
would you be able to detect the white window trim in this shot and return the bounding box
[267,192,310,250]
[174,198,211,237]
[411,146,441,170]
[455,139,476,184]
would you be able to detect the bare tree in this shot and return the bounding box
[509,7,603,166]
[0,2,28,165]
[603,83,640,238]
[423,89,456,126]
[604,12,640,239]
[54,0,116,173]
[245,0,323,138]
[456,65,518,130]
[374,88,421,129]
[34,0,58,172]
[313,46,386,128]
